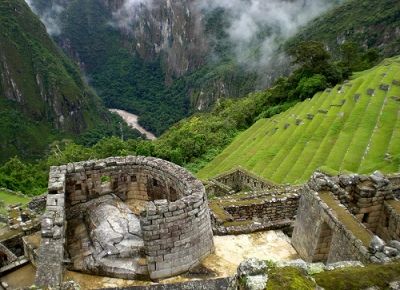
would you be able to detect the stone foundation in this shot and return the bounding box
[35,156,214,287]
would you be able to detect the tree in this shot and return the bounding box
[296,74,328,100]
[289,41,331,75]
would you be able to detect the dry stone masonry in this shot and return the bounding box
[205,168,300,234]
[35,156,214,287]
[292,171,400,264]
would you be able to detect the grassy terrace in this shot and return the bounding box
[319,192,373,247]
[0,190,31,216]
[198,57,400,183]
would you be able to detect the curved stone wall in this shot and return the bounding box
[35,156,214,287]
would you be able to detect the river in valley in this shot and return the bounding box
[109,109,156,140]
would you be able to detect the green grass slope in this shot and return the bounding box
[198,57,400,183]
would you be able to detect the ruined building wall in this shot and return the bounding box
[35,156,214,287]
[213,168,276,193]
[293,171,400,265]
[224,196,299,223]
[376,201,400,241]
[292,188,370,264]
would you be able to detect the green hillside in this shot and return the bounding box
[288,0,400,58]
[0,0,141,162]
[198,57,400,183]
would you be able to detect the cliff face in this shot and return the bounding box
[0,0,107,161]
[128,0,208,81]
[32,0,208,81]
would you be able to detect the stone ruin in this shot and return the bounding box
[205,167,300,234]
[35,156,214,288]
[2,158,399,289]
[205,168,400,264]
[292,171,400,264]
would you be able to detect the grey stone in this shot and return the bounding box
[370,171,388,187]
[277,259,308,271]
[383,246,399,258]
[389,281,400,290]
[237,258,268,277]
[369,235,385,253]
[306,263,325,274]
[388,240,400,252]
[324,261,364,271]
[242,274,268,290]
[375,252,391,263]
[61,280,81,290]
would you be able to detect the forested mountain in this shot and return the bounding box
[25,0,257,134]
[26,0,344,135]
[287,0,400,57]
[0,0,140,162]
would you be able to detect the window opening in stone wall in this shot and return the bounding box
[153,178,158,186]
[131,175,137,182]
[385,216,390,227]
[362,213,369,223]
[75,184,81,190]
[169,187,178,202]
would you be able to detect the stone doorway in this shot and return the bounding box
[312,222,333,263]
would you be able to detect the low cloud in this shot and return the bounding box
[199,0,337,71]
[111,0,153,30]
[25,0,64,36]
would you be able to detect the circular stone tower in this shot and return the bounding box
[35,156,214,287]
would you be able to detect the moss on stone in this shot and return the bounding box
[266,267,316,290]
[314,262,400,290]
[223,220,252,227]
[319,191,373,246]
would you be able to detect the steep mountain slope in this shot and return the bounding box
[288,0,400,57]
[198,57,400,183]
[25,0,257,135]
[0,0,111,162]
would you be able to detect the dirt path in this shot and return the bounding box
[109,109,156,140]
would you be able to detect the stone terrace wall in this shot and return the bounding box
[35,156,214,287]
[292,188,371,264]
[225,195,299,224]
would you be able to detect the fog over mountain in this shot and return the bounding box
[199,0,338,70]
[25,0,338,70]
